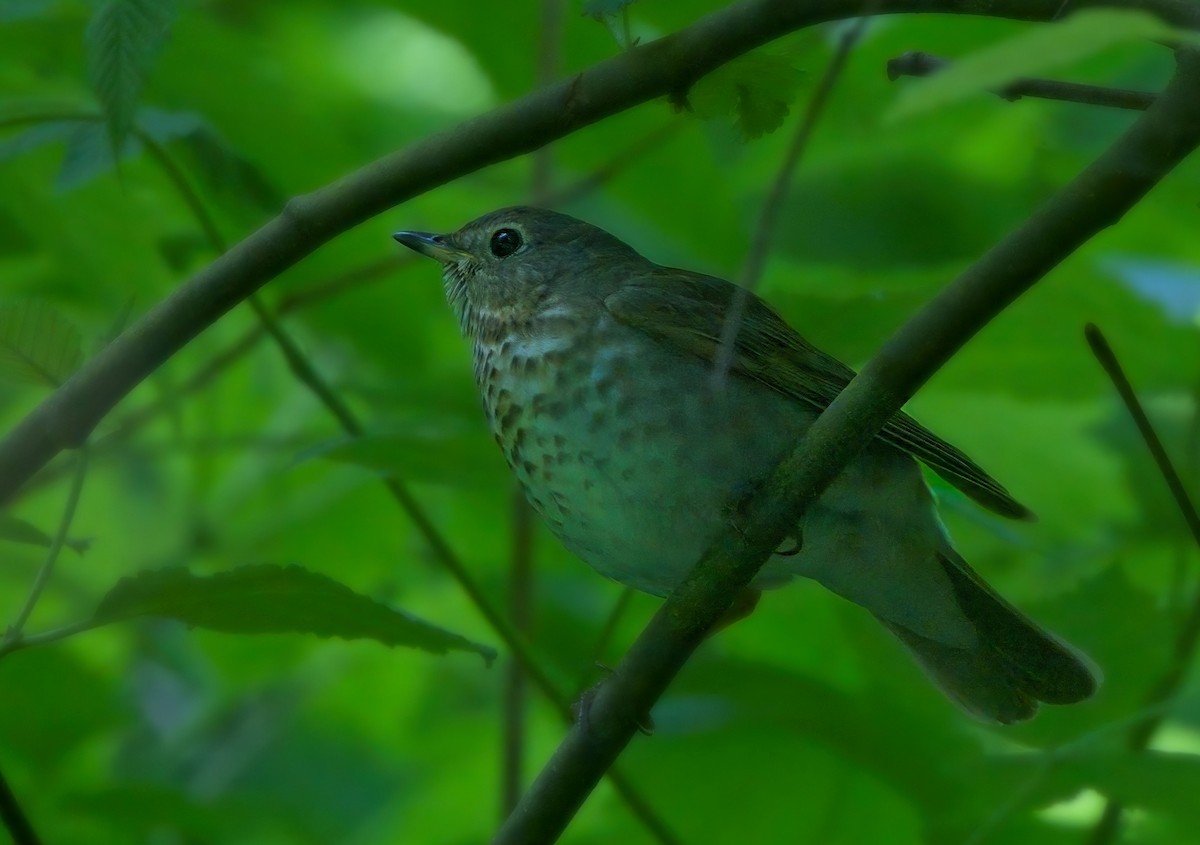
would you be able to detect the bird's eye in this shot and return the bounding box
[489,228,523,258]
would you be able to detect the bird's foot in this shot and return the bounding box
[710,588,762,635]
[775,530,804,556]
[574,664,655,736]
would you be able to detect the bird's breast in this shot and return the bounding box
[467,312,811,594]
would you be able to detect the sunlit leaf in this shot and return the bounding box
[92,564,496,664]
[990,751,1200,832]
[0,300,84,388]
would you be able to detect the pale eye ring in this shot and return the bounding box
[489,228,523,258]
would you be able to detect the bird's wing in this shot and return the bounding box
[603,268,1033,521]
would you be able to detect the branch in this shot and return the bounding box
[3,0,1199,506]
[887,51,1158,110]
[491,47,1200,845]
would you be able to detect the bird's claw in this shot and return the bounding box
[574,664,655,736]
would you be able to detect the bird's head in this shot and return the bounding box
[394,206,645,336]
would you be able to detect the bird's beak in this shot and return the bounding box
[392,231,469,264]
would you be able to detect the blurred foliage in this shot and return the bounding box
[0,1,1199,844]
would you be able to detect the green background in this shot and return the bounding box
[1,1,1198,843]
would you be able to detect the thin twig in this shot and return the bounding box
[886,51,1157,111]
[1085,326,1200,548]
[712,13,870,387]
[5,447,89,641]
[1083,324,1200,845]
[0,619,102,659]
[0,446,90,845]
[502,491,536,816]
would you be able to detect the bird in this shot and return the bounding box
[393,206,1099,724]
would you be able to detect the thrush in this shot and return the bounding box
[394,206,1098,724]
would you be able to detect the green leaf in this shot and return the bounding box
[0,512,90,554]
[690,52,803,140]
[56,120,139,191]
[86,0,177,154]
[91,564,496,664]
[888,10,1182,121]
[582,0,636,20]
[137,107,283,211]
[0,120,77,164]
[0,300,84,388]
[0,0,57,22]
[132,106,206,143]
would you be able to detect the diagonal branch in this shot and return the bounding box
[491,47,1200,845]
[2,0,1200,507]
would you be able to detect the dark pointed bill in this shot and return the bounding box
[393,231,467,264]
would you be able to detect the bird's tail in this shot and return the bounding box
[879,551,1099,724]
